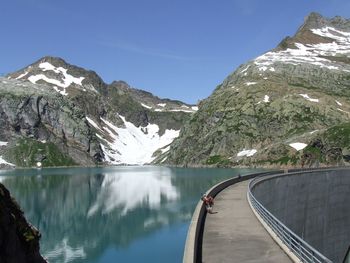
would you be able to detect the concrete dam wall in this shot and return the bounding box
[251,169,350,263]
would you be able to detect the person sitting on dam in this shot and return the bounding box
[201,194,217,214]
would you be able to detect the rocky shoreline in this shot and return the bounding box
[0,182,46,262]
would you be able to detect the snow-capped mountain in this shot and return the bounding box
[9,56,105,96]
[1,57,196,167]
[8,56,197,113]
[164,13,350,167]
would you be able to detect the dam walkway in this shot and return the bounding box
[202,180,292,263]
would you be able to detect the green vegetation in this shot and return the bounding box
[278,155,298,165]
[324,122,350,146]
[256,155,299,166]
[300,123,350,165]
[205,155,230,166]
[303,144,322,158]
[23,230,35,242]
[4,138,76,167]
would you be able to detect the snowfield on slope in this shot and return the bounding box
[0,156,15,167]
[87,116,180,165]
[254,26,350,71]
[237,149,257,157]
[289,143,307,151]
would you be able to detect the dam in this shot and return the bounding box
[184,168,350,263]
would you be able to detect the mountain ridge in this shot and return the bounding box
[1,56,197,167]
[162,12,350,168]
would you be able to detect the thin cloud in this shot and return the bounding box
[99,40,214,62]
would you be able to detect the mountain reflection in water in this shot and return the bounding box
[0,166,259,263]
[88,169,178,216]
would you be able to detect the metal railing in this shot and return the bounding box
[248,175,333,263]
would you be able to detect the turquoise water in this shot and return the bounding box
[0,166,261,263]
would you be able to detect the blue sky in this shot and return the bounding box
[1,0,349,104]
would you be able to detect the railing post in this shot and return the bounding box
[297,240,302,260]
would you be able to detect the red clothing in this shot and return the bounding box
[203,196,214,206]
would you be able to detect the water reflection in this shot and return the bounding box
[88,169,178,217]
[0,166,260,263]
[45,238,86,263]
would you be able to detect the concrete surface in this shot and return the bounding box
[183,198,203,263]
[252,168,350,263]
[202,180,291,263]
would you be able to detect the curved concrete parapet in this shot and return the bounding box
[183,171,282,263]
[251,168,350,263]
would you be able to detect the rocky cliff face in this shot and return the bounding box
[164,13,350,168]
[2,57,196,167]
[0,78,103,167]
[0,182,46,262]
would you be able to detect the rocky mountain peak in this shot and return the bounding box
[276,13,350,50]
[7,56,106,96]
[38,55,69,67]
[110,80,131,90]
[299,12,328,31]
[299,12,350,34]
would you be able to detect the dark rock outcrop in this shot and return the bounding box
[0,79,103,167]
[0,183,46,262]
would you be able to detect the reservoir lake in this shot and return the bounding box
[0,166,261,263]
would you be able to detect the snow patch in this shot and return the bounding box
[53,86,68,96]
[245,82,257,86]
[28,62,85,95]
[289,143,307,151]
[141,103,152,109]
[299,94,319,103]
[161,146,171,153]
[264,95,270,103]
[237,149,257,157]
[240,65,250,74]
[140,103,196,113]
[86,117,104,132]
[311,27,350,41]
[169,109,196,113]
[337,108,350,114]
[335,100,343,106]
[99,116,180,165]
[254,26,350,72]
[82,83,98,93]
[0,156,15,166]
[258,66,268,71]
[16,71,28,80]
